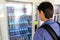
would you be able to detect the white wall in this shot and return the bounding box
[0,3,9,40]
[0,20,1,40]
[54,0,60,5]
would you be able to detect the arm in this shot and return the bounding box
[33,29,44,40]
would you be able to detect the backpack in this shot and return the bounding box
[41,22,60,40]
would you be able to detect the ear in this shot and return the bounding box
[40,10,44,15]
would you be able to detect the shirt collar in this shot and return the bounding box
[43,19,55,25]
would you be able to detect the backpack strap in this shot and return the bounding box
[42,24,58,40]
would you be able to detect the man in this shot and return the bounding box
[34,2,60,40]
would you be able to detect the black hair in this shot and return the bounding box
[37,2,54,19]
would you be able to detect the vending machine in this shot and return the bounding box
[6,2,33,40]
[54,5,60,23]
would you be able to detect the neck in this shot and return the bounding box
[44,18,53,22]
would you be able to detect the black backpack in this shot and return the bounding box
[41,22,60,40]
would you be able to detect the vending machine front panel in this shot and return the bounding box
[6,2,33,40]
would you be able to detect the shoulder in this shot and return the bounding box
[34,27,49,39]
[35,27,48,35]
[34,28,46,40]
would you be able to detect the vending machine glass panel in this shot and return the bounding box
[6,2,33,40]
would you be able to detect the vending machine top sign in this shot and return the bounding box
[6,0,33,2]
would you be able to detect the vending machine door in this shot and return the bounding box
[6,2,33,40]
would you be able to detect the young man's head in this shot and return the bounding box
[37,2,54,21]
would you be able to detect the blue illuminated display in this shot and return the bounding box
[7,3,32,40]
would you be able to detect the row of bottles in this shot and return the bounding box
[7,5,32,40]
